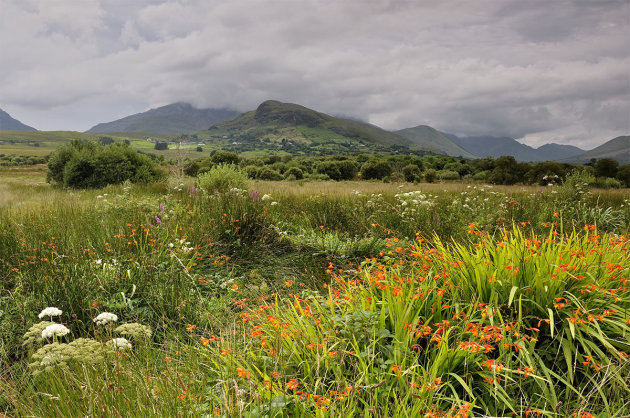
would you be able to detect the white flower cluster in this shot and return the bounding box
[107,338,132,351]
[396,190,436,217]
[261,194,272,201]
[42,324,70,339]
[38,307,62,319]
[93,312,118,326]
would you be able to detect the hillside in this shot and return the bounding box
[443,134,587,162]
[563,136,630,164]
[394,125,477,158]
[0,108,37,131]
[536,143,584,160]
[197,100,428,155]
[86,102,239,134]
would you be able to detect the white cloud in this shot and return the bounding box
[0,0,627,147]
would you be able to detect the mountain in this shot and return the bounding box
[563,136,630,164]
[443,134,586,162]
[0,108,37,131]
[445,134,544,161]
[86,102,239,134]
[394,125,477,158]
[536,143,584,160]
[201,100,434,154]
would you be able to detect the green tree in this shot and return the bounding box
[595,158,619,178]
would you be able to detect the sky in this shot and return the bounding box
[1,0,629,149]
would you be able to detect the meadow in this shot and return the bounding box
[0,166,629,417]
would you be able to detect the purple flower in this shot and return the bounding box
[155,216,162,226]
[160,203,164,214]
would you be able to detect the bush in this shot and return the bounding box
[402,164,421,182]
[183,161,200,177]
[257,167,282,181]
[360,160,392,180]
[284,167,304,180]
[210,150,240,165]
[197,164,248,193]
[47,140,163,188]
[436,169,460,180]
[154,142,169,150]
[424,168,437,183]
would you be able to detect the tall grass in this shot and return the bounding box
[0,173,628,416]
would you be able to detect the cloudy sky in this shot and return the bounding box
[1,0,628,148]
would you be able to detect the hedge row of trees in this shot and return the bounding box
[181,151,630,188]
[46,140,164,188]
[0,154,47,167]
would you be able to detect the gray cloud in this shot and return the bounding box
[0,0,628,148]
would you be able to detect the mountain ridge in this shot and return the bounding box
[86,102,239,134]
[0,108,37,131]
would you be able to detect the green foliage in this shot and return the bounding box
[257,166,282,181]
[402,164,421,182]
[360,160,392,180]
[436,169,460,180]
[197,163,248,193]
[424,168,437,183]
[284,166,304,180]
[153,142,169,150]
[46,140,163,188]
[595,158,619,178]
[211,150,240,165]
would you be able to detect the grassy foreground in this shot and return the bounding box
[0,170,629,416]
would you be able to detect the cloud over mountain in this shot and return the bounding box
[1,0,628,148]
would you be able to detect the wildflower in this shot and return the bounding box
[155,216,162,226]
[38,307,62,319]
[236,367,250,379]
[107,338,132,351]
[41,324,70,339]
[93,312,118,326]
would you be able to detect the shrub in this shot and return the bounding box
[436,169,460,180]
[153,142,169,150]
[197,164,248,193]
[424,168,437,183]
[257,167,282,181]
[284,167,304,180]
[210,150,240,165]
[402,164,421,182]
[183,161,200,177]
[360,160,392,180]
[47,140,163,189]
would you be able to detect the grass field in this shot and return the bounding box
[0,166,628,417]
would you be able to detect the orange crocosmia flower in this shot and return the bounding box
[200,337,210,346]
[186,324,197,332]
[221,349,232,357]
[236,367,250,379]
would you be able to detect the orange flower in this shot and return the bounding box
[186,324,197,332]
[236,367,250,379]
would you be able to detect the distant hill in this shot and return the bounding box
[394,125,476,158]
[536,143,585,160]
[443,134,586,162]
[200,100,434,154]
[86,102,239,134]
[563,136,630,164]
[0,108,37,131]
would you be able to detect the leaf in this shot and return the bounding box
[508,286,518,307]
[547,308,554,338]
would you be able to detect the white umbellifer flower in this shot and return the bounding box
[41,324,70,339]
[262,194,272,200]
[38,307,62,319]
[93,312,118,326]
[107,338,132,351]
